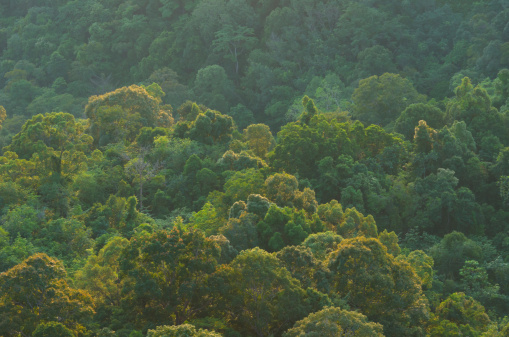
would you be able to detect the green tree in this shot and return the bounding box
[265,172,318,214]
[176,110,235,145]
[257,205,316,251]
[378,229,401,256]
[460,260,501,308]
[189,202,224,236]
[429,293,490,337]
[75,236,129,308]
[192,65,233,113]
[429,231,482,281]
[394,103,445,140]
[147,68,189,107]
[411,169,483,235]
[217,247,326,337]
[80,194,150,237]
[4,113,92,216]
[119,228,220,327]
[243,123,275,159]
[220,211,259,251]
[1,204,41,240]
[147,324,222,337]
[397,250,434,289]
[85,85,173,146]
[125,150,161,211]
[284,307,384,337]
[33,322,75,337]
[302,231,343,260]
[357,45,396,78]
[336,207,378,239]
[328,237,429,336]
[0,235,37,272]
[213,24,257,75]
[276,245,329,291]
[352,73,425,126]
[446,77,507,145]
[33,218,93,264]
[316,200,345,232]
[224,168,265,204]
[493,69,509,109]
[5,112,92,171]
[0,106,6,131]
[0,253,94,337]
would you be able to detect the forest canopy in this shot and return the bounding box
[2,0,509,336]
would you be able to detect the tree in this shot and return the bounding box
[218,150,267,171]
[265,172,318,214]
[244,123,275,159]
[147,324,222,337]
[428,293,490,337]
[299,96,319,125]
[220,211,259,251]
[460,260,501,307]
[411,169,483,235]
[33,322,75,337]
[316,200,345,232]
[276,245,329,291]
[352,73,425,126]
[493,69,509,109]
[213,24,257,75]
[378,229,401,256]
[1,204,41,239]
[224,168,265,204]
[209,234,238,265]
[217,247,325,337]
[429,231,482,281]
[85,85,173,147]
[0,253,94,337]
[192,65,234,113]
[75,236,129,308]
[446,77,507,145]
[246,194,271,218]
[3,112,92,216]
[265,172,299,207]
[268,118,328,179]
[5,112,92,169]
[394,103,445,140]
[397,250,434,289]
[80,194,151,237]
[119,228,220,328]
[0,235,37,273]
[125,149,161,211]
[356,45,396,78]
[283,307,384,337]
[257,205,318,251]
[302,231,343,260]
[33,218,93,264]
[337,207,378,239]
[148,68,189,107]
[176,110,235,145]
[229,104,255,130]
[189,202,224,236]
[328,237,429,336]
[0,106,6,131]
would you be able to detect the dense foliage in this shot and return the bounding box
[2,0,509,336]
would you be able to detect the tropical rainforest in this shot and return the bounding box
[1,0,509,336]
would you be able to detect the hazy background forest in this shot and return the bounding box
[1,0,509,336]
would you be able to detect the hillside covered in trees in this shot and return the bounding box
[2,0,509,336]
